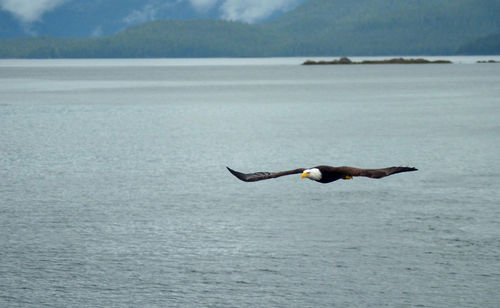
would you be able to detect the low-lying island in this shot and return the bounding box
[303,57,452,65]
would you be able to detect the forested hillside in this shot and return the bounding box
[268,0,500,55]
[1,0,499,58]
[457,33,500,55]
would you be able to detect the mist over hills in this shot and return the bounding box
[0,0,304,38]
[1,0,499,58]
[0,0,220,38]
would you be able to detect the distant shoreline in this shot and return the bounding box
[303,57,452,65]
[477,60,499,63]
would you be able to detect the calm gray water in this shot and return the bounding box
[1,57,499,307]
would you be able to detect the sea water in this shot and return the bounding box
[1,57,499,307]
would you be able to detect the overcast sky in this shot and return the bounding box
[0,0,303,24]
[0,0,68,23]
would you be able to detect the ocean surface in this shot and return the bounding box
[1,56,499,307]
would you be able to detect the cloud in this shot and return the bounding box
[188,0,301,23]
[123,0,183,25]
[123,3,159,25]
[0,0,69,23]
[219,0,301,23]
[91,26,103,38]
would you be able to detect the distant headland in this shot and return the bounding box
[303,57,452,65]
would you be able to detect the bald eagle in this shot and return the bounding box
[227,165,417,184]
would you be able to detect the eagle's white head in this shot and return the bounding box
[301,168,322,181]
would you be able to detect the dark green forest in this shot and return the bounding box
[1,0,499,58]
[456,33,500,55]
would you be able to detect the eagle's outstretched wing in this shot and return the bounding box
[334,166,418,179]
[227,166,305,182]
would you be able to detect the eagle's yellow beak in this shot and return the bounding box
[301,172,309,178]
